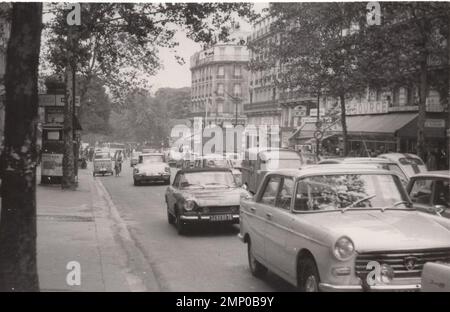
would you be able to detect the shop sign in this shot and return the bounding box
[41,153,63,176]
[309,108,325,117]
[293,105,307,117]
[347,100,389,115]
[39,94,80,107]
[424,119,445,128]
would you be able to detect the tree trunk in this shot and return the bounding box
[339,93,348,156]
[417,58,427,161]
[61,27,76,190]
[0,3,42,291]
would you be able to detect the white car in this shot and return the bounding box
[239,164,450,291]
[133,153,170,186]
[378,153,427,179]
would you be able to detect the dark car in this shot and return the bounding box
[165,168,250,235]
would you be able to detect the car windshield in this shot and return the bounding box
[378,164,408,182]
[180,171,236,188]
[141,155,164,163]
[95,153,110,160]
[293,174,410,212]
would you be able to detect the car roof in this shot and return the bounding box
[378,153,421,160]
[177,167,232,174]
[410,170,450,179]
[318,157,395,164]
[268,164,395,178]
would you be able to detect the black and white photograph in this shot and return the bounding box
[0,0,449,298]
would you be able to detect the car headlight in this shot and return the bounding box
[333,236,355,261]
[183,200,196,211]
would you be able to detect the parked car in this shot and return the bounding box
[130,151,140,167]
[93,151,114,176]
[165,168,249,235]
[406,170,450,218]
[421,262,450,292]
[378,153,427,178]
[133,153,170,186]
[241,148,305,194]
[239,164,450,291]
[318,157,409,186]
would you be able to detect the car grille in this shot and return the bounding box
[355,248,450,279]
[201,206,239,214]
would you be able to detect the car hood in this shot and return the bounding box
[302,210,450,252]
[182,188,243,206]
[135,163,167,173]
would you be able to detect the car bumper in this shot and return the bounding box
[319,282,421,292]
[134,174,170,181]
[180,214,240,224]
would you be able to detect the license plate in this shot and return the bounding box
[210,214,233,221]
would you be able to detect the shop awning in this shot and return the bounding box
[345,113,417,135]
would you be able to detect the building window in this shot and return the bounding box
[233,84,241,97]
[399,87,407,106]
[219,47,226,56]
[217,65,224,77]
[217,83,224,96]
[234,65,241,77]
[249,91,253,104]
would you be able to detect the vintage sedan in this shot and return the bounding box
[133,153,170,186]
[378,153,427,178]
[406,170,450,218]
[239,164,450,291]
[93,151,113,176]
[165,168,249,235]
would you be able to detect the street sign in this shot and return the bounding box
[314,130,323,140]
[39,94,80,107]
[294,105,307,117]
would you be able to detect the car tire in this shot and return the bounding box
[247,239,267,278]
[134,179,139,186]
[297,257,320,292]
[167,207,175,225]
[93,172,95,177]
[175,211,187,235]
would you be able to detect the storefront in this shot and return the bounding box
[290,112,447,159]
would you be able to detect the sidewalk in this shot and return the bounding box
[36,166,142,291]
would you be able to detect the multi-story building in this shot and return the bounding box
[189,43,249,127]
[247,12,448,162]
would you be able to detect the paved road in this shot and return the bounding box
[96,162,294,292]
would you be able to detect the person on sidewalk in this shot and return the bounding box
[114,150,123,176]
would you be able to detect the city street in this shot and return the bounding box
[96,163,293,292]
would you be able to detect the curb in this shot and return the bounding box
[92,176,161,292]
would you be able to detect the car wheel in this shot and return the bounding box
[247,239,267,278]
[298,257,320,292]
[93,172,95,177]
[167,204,175,224]
[134,179,139,186]
[175,211,187,235]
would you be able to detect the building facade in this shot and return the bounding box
[0,3,11,142]
[189,43,249,126]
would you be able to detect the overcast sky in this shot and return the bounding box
[147,2,268,91]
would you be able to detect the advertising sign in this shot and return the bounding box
[347,100,389,115]
[41,153,63,176]
[294,105,308,117]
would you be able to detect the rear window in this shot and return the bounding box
[95,153,110,160]
[399,157,424,166]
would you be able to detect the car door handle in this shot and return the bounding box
[266,213,273,219]
[250,207,256,212]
